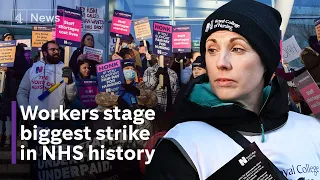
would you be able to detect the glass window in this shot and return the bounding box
[174,0,229,19]
[112,0,171,19]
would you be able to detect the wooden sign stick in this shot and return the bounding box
[115,38,121,54]
[143,39,149,54]
[0,70,5,93]
[64,46,71,83]
[180,59,183,81]
[157,55,165,90]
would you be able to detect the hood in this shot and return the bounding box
[173,76,289,136]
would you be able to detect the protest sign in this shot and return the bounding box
[282,36,302,63]
[152,22,172,57]
[16,39,31,47]
[79,80,98,108]
[110,10,132,38]
[52,28,56,40]
[31,26,53,48]
[0,40,16,67]
[293,71,320,119]
[83,46,103,62]
[76,6,104,34]
[315,18,320,41]
[96,60,124,92]
[133,17,152,41]
[172,25,191,53]
[192,40,200,51]
[56,6,82,47]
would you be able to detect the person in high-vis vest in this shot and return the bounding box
[144,0,320,180]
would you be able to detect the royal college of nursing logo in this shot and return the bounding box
[205,19,240,33]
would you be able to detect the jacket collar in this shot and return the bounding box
[173,76,289,134]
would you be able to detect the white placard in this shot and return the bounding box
[16,39,31,47]
[83,46,103,62]
[282,36,302,63]
[76,6,104,34]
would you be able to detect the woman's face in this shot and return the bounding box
[84,35,94,47]
[191,52,200,63]
[205,30,265,102]
[80,62,90,78]
[4,35,13,41]
[193,67,206,78]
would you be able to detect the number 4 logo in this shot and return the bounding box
[15,12,23,24]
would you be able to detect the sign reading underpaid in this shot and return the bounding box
[152,22,172,56]
[83,46,103,62]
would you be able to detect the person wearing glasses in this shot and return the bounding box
[17,40,77,127]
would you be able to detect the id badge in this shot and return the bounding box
[208,142,286,180]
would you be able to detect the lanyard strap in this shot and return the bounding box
[207,128,288,180]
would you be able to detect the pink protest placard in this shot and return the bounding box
[110,10,132,37]
[56,6,82,47]
[79,80,98,108]
[172,25,191,53]
[293,71,320,118]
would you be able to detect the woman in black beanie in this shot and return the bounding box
[144,0,320,179]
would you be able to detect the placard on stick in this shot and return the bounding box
[96,60,124,92]
[110,10,132,38]
[79,80,98,108]
[172,25,191,53]
[152,22,172,57]
[293,71,320,119]
[76,6,104,34]
[0,40,17,67]
[133,17,152,41]
[56,6,82,47]
[31,26,53,48]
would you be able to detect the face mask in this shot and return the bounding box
[123,69,136,81]
[122,44,128,49]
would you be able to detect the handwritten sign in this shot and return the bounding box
[77,6,104,34]
[133,17,152,41]
[282,36,302,63]
[96,60,124,92]
[79,80,98,108]
[315,18,320,42]
[293,71,320,119]
[110,10,132,37]
[56,6,82,47]
[172,25,191,53]
[0,40,16,67]
[83,46,103,62]
[153,22,172,56]
[32,26,53,48]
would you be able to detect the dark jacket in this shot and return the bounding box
[0,45,29,118]
[144,76,290,179]
[69,46,99,76]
